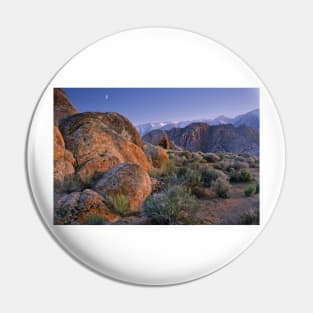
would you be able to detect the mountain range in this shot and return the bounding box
[166,123,259,155]
[137,109,259,136]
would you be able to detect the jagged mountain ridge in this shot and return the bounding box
[144,122,259,155]
[137,109,259,136]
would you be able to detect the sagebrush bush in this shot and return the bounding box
[213,177,231,198]
[239,168,254,182]
[191,152,204,162]
[161,160,176,176]
[240,209,259,225]
[201,168,226,187]
[213,163,223,170]
[180,151,193,160]
[85,214,106,225]
[229,168,254,182]
[143,186,199,224]
[203,152,220,163]
[201,168,219,187]
[108,194,130,216]
[246,156,258,168]
[191,186,208,199]
[222,159,249,172]
[175,166,201,187]
[244,184,257,197]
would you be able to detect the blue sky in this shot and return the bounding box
[63,88,259,125]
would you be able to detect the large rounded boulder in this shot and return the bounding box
[54,126,76,193]
[55,189,119,224]
[94,163,152,213]
[59,112,151,171]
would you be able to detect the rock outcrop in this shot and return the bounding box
[53,90,153,224]
[54,88,78,125]
[143,129,170,149]
[55,189,119,224]
[166,123,259,155]
[75,154,120,186]
[144,144,169,168]
[59,112,151,170]
[94,163,152,213]
[54,126,75,193]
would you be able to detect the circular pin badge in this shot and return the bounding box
[27,28,285,285]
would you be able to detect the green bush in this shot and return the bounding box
[213,177,231,198]
[176,166,188,177]
[108,194,130,216]
[201,168,219,187]
[161,160,176,176]
[230,168,254,182]
[143,186,199,224]
[85,214,106,225]
[175,166,201,187]
[201,168,226,187]
[239,168,254,182]
[244,184,257,197]
[223,159,249,172]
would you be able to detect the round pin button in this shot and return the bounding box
[27,28,285,285]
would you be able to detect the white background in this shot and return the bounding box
[0,0,311,312]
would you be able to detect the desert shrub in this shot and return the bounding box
[240,209,259,225]
[255,183,259,194]
[229,168,254,182]
[203,152,220,163]
[213,162,223,170]
[244,184,257,197]
[245,156,258,168]
[149,167,162,178]
[180,151,193,160]
[161,160,176,176]
[143,186,199,224]
[191,152,203,162]
[185,169,202,186]
[201,168,226,187]
[176,166,188,178]
[234,155,246,162]
[217,153,225,160]
[191,186,208,199]
[188,161,203,171]
[85,214,106,225]
[201,168,219,187]
[212,177,231,198]
[150,160,176,178]
[239,168,254,182]
[175,167,201,187]
[108,194,130,216]
[234,160,250,170]
[223,159,249,172]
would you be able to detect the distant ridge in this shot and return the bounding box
[137,109,259,136]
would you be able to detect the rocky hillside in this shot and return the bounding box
[53,89,152,224]
[146,122,259,155]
